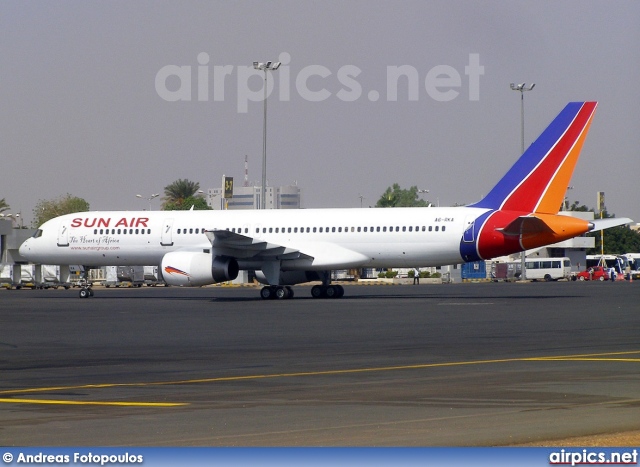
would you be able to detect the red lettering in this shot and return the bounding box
[135,217,149,228]
[71,218,82,228]
[97,218,110,228]
[114,218,128,227]
[84,218,97,228]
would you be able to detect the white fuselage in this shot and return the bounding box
[19,207,487,270]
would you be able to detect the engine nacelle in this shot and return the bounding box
[161,252,238,287]
[255,270,321,286]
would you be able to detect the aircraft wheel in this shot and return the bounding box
[260,286,273,300]
[88,288,94,297]
[79,288,89,298]
[335,285,344,298]
[325,286,337,298]
[311,285,324,298]
[275,286,289,299]
[286,286,294,299]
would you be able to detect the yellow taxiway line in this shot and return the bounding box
[0,398,185,407]
[1,350,639,407]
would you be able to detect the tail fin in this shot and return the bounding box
[470,102,597,214]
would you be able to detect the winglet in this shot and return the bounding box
[471,102,598,214]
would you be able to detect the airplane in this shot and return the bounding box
[19,101,632,299]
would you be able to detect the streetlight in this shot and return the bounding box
[253,60,281,210]
[510,82,535,280]
[136,193,159,211]
[510,83,535,154]
[417,189,430,206]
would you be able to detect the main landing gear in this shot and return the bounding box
[260,285,295,300]
[311,284,344,299]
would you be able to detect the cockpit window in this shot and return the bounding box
[33,229,43,238]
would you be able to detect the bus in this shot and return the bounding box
[523,257,572,281]
[621,253,640,280]
[585,255,626,273]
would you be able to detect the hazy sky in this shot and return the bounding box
[2,1,639,226]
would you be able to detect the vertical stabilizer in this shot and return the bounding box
[470,102,597,214]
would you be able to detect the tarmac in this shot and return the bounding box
[1,281,640,446]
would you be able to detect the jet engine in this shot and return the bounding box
[161,252,239,286]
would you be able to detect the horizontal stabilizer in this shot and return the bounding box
[589,217,634,231]
[499,216,553,236]
[499,213,591,237]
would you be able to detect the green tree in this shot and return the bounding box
[162,179,201,209]
[375,184,429,208]
[32,194,90,227]
[163,195,211,211]
[0,198,9,214]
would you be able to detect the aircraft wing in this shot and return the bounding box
[204,229,314,262]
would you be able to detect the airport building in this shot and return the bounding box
[207,184,301,210]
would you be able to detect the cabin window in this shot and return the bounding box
[442,226,446,232]
[435,226,439,232]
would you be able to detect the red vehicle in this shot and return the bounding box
[575,266,610,281]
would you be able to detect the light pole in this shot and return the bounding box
[253,61,281,210]
[510,82,535,280]
[136,193,159,211]
[510,83,535,154]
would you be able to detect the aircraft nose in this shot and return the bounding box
[19,238,31,258]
